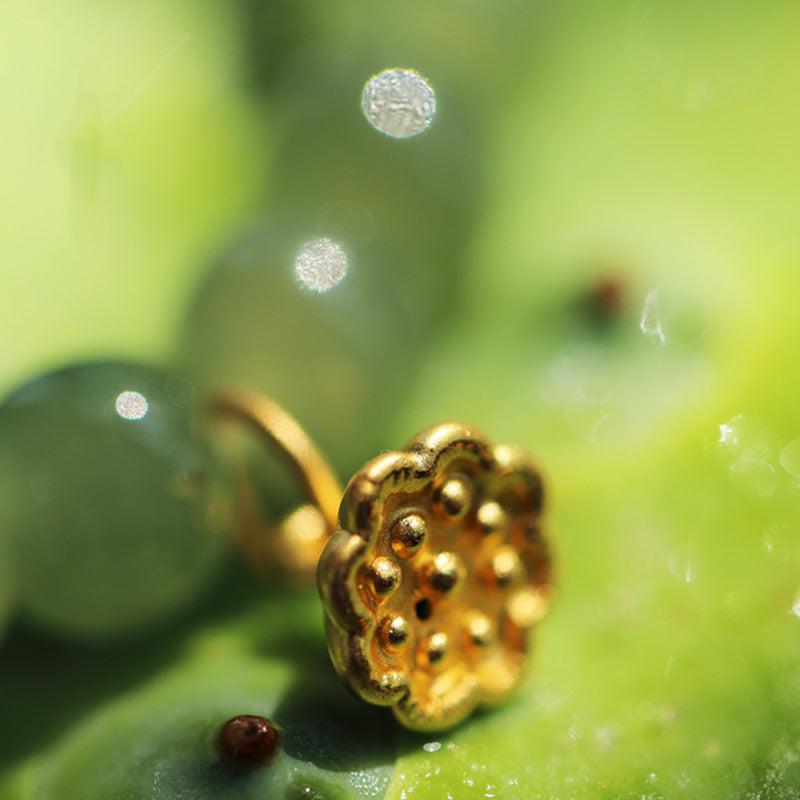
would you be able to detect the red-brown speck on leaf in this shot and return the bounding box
[218,715,280,766]
[585,275,627,323]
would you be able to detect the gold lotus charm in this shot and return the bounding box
[211,392,553,732]
[317,423,553,732]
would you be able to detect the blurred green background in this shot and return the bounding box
[1,1,800,798]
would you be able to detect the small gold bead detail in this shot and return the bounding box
[391,513,428,557]
[369,557,402,597]
[435,475,472,520]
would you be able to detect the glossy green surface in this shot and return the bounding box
[0,363,231,639]
[0,531,14,642]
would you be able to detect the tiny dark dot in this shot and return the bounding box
[218,715,280,766]
[415,598,433,621]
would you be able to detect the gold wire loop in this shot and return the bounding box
[209,389,343,576]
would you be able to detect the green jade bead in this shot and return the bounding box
[0,362,232,640]
[178,59,482,478]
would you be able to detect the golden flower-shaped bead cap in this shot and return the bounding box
[317,423,554,732]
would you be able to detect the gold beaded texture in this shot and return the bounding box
[317,423,553,732]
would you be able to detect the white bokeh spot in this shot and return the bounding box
[361,68,436,139]
[116,390,149,420]
[294,238,349,292]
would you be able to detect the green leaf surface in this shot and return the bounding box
[0,577,397,800]
[0,0,268,394]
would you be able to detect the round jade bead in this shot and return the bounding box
[0,362,232,640]
[179,63,481,477]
